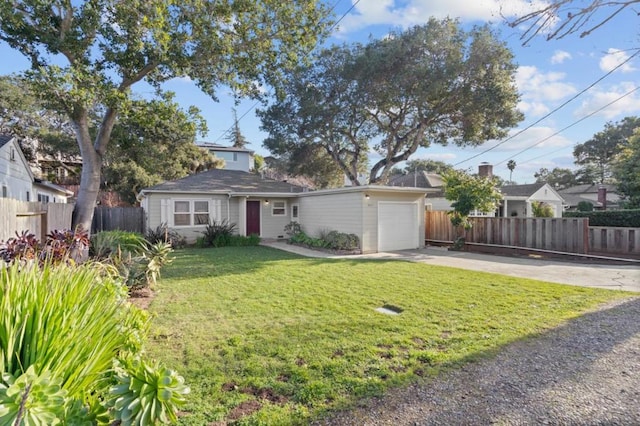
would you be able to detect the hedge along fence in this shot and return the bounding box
[564,210,640,227]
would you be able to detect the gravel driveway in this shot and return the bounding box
[315,297,640,425]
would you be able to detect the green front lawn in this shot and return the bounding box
[147,246,630,425]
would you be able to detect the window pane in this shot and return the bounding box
[194,213,210,225]
[175,201,190,213]
[273,201,286,216]
[194,201,208,212]
[174,213,190,226]
[292,205,299,218]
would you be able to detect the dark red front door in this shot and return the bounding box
[246,201,261,236]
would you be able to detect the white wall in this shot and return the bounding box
[212,150,252,172]
[0,139,33,201]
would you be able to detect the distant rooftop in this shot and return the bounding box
[197,142,254,154]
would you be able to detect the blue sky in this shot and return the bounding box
[1,0,638,184]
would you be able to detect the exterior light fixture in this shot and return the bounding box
[265,199,269,205]
[365,194,370,200]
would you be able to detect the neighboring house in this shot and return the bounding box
[389,171,449,210]
[389,165,565,218]
[559,183,621,210]
[0,134,72,203]
[33,178,74,204]
[198,142,254,172]
[499,183,564,218]
[0,134,34,201]
[138,169,427,253]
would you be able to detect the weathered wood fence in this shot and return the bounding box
[91,206,145,234]
[426,211,639,257]
[0,198,74,241]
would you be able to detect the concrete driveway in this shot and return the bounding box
[262,242,640,292]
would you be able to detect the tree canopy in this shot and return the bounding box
[105,93,223,204]
[534,167,580,189]
[259,18,523,186]
[0,0,331,230]
[226,108,250,149]
[613,129,640,208]
[573,116,640,184]
[391,159,454,176]
[442,169,502,230]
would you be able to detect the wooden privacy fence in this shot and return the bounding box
[425,211,600,255]
[91,206,145,234]
[0,198,74,242]
[589,226,640,256]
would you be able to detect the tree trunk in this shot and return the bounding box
[71,108,117,232]
[73,148,102,232]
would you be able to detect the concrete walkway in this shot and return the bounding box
[261,242,640,292]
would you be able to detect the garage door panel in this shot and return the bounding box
[378,202,418,251]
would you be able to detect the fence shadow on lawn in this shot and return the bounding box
[316,296,640,424]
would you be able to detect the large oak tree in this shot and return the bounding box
[259,18,523,185]
[0,0,331,230]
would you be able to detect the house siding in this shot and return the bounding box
[530,186,564,217]
[211,151,252,172]
[260,198,296,239]
[0,139,33,201]
[145,192,231,243]
[298,192,364,246]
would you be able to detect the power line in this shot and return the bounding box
[496,85,640,167]
[213,0,357,143]
[452,47,640,166]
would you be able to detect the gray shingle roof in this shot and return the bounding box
[389,171,444,188]
[560,183,619,194]
[500,182,546,197]
[0,134,14,148]
[142,169,306,194]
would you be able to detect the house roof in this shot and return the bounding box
[33,179,74,197]
[141,169,306,195]
[197,142,254,154]
[559,183,619,194]
[500,182,547,197]
[0,133,14,148]
[388,171,444,188]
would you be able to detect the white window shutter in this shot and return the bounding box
[213,199,222,221]
[160,199,172,226]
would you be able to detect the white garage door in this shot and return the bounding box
[378,202,419,251]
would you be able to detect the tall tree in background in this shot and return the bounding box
[613,130,640,208]
[506,1,640,44]
[0,1,330,231]
[105,93,223,204]
[260,18,523,185]
[390,159,454,176]
[573,116,640,183]
[226,108,249,149]
[534,167,579,189]
[507,159,516,183]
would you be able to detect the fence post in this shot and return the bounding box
[583,217,590,254]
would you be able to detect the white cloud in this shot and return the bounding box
[481,126,573,152]
[550,50,571,64]
[574,82,640,119]
[410,152,457,161]
[599,48,637,73]
[514,66,577,117]
[335,0,550,35]
[518,100,550,117]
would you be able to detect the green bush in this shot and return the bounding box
[0,262,188,423]
[532,201,554,218]
[90,230,147,259]
[564,209,640,227]
[201,219,237,247]
[288,229,359,251]
[145,223,187,249]
[576,201,594,212]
